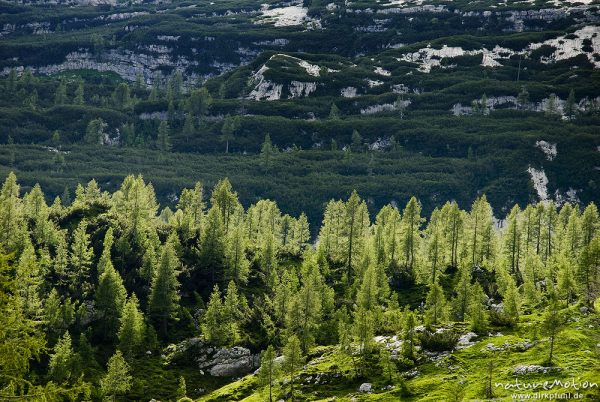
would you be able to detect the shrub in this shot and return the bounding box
[418,330,459,352]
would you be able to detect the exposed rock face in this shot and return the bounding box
[199,346,257,377]
[163,337,259,377]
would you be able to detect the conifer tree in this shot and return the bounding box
[541,287,564,366]
[282,335,304,402]
[69,220,94,298]
[578,236,600,305]
[45,288,75,336]
[176,376,187,400]
[556,252,577,305]
[118,294,145,357]
[402,196,423,275]
[258,345,280,402]
[157,121,172,152]
[468,283,488,334]
[564,89,576,119]
[424,282,447,326]
[101,351,132,401]
[453,262,471,322]
[401,308,416,361]
[260,134,275,173]
[210,178,241,234]
[49,331,77,384]
[379,347,398,384]
[55,78,68,105]
[0,172,24,252]
[84,118,107,145]
[220,115,238,153]
[199,207,226,283]
[148,236,180,336]
[225,220,250,285]
[74,79,84,105]
[202,285,225,344]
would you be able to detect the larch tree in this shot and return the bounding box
[118,294,146,357]
[69,220,94,299]
[401,308,417,361]
[148,236,181,336]
[468,282,488,334]
[344,191,370,275]
[95,228,127,339]
[0,172,25,252]
[424,281,448,327]
[101,350,132,401]
[282,335,304,402]
[210,178,241,234]
[541,287,564,366]
[156,121,172,152]
[578,236,600,305]
[504,205,522,282]
[401,196,424,276]
[257,345,280,402]
[49,331,77,384]
[202,285,224,343]
[199,207,226,284]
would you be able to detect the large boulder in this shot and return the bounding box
[163,338,258,377]
[199,346,257,377]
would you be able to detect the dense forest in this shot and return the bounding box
[0,172,599,400]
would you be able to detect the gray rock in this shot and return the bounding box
[359,383,373,393]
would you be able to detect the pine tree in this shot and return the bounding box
[118,294,145,357]
[148,236,181,336]
[101,350,132,401]
[257,345,280,402]
[282,335,304,402]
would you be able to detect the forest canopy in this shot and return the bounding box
[0,172,599,400]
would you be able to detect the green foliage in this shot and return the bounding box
[101,350,132,400]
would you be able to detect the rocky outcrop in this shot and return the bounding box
[163,338,259,377]
[198,346,258,377]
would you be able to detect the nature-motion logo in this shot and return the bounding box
[495,377,599,392]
